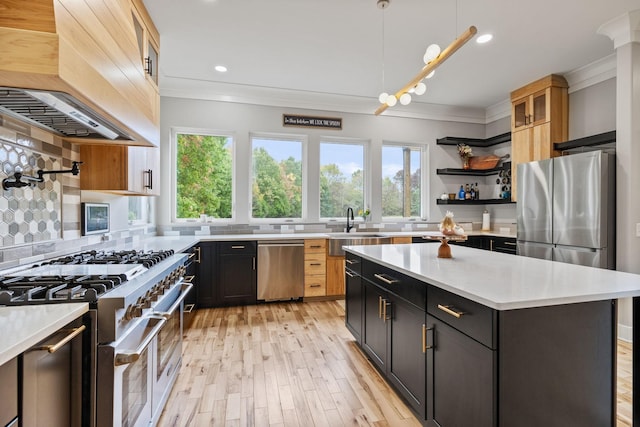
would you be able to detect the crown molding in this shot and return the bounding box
[159,75,487,124]
[565,54,617,93]
[160,52,618,126]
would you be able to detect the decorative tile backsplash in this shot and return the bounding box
[0,141,62,245]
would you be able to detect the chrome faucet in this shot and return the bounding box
[346,207,355,233]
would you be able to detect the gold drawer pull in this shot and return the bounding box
[504,241,517,246]
[345,270,355,278]
[32,325,86,354]
[379,296,383,318]
[345,259,359,265]
[231,245,245,249]
[374,273,398,285]
[183,275,195,283]
[437,304,465,319]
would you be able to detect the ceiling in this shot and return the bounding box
[143,0,637,119]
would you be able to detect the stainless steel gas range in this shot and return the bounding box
[0,249,191,427]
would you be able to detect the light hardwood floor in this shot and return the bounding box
[158,300,633,427]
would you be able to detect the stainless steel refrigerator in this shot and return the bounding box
[516,150,615,269]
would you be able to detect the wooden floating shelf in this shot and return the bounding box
[436,199,515,205]
[436,132,511,147]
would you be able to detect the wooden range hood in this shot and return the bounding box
[0,0,159,147]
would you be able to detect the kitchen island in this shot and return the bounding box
[343,243,640,427]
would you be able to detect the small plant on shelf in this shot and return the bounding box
[457,144,473,169]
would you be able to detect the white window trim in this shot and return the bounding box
[380,141,430,221]
[319,136,369,222]
[171,127,236,223]
[248,131,307,223]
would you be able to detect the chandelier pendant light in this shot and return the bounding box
[375,25,477,115]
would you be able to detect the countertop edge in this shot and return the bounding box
[344,245,640,311]
[0,303,89,366]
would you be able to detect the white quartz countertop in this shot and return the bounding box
[344,243,640,311]
[0,303,88,366]
[124,230,515,255]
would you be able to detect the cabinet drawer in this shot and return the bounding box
[488,236,517,254]
[304,257,326,275]
[427,285,496,349]
[218,241,257,254]
[345,252,362,275]
[362,260,426,311]
[304,239,327,253]
[304,275,326,296]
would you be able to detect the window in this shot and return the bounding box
[381,144,422,218]
[175,131,233,220]
[320,140,365,218]
[128,197,150,224]
[251,134,303,219]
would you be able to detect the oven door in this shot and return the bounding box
[151,282,193,422]
[97,316,166,427]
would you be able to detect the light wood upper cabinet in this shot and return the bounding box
[510,75,568,201]
[0,0,160,146]
[80,145,160,196]
[131,0,160,88]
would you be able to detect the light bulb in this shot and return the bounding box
[423,44,441,63]
[414,82,427,95]
[378,92,389,104]
[386,95,397,107]
[425,70,436,79]
[399,93,411,105]
[476,34,493,44]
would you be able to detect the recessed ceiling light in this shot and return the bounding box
[214,65,228,72]
[477,34,493,44]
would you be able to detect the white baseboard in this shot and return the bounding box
[618,323,632,342]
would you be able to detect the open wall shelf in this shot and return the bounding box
[436,132,511,147]
[437,162,511,176]
[436,199,515,205]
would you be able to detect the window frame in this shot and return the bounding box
[318,136,369,221]
[380,140,429,221]
[171,127,236,223]
[248,132,307,223]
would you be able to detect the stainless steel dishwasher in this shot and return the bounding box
[257,240,304,301]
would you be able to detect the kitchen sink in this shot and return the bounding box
[327,233,392,256]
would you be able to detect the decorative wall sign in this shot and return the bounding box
[283,114,342,130]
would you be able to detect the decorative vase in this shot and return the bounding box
[462,156,470,169]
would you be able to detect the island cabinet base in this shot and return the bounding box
[497,300,616,427]
[345,255,616,427]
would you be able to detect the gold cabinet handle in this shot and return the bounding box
[345,270,355,278]
[195,246,201,263]
[490,239,494,251]
[231,245,245,249]
[32,325,86,354]
[183,275,195,283]
[374,273,399,285]
[422,324,434,352]
[382,299,390,323]
[345,259,359,265]
[437,304,465,319]
[379,296,383,318]
[504,241,517,246]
